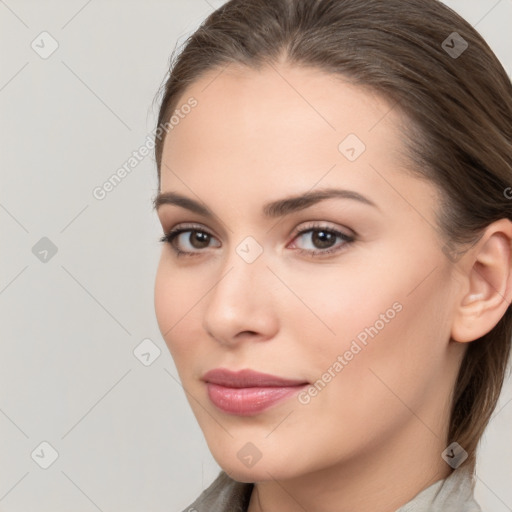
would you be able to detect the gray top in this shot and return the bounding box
[181,467,482,511]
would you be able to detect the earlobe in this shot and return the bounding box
[451,219,512,343]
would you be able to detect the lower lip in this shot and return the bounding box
[206,383,308,415]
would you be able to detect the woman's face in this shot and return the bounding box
[154,63,465,482]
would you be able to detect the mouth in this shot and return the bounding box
[202,368,309,416]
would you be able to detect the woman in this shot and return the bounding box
[152,0,512,510]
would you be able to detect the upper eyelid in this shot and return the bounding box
[167,222,219,237]
[166,220,351,236]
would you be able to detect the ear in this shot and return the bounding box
[451,218,512,343]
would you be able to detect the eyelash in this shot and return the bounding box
[159,222,355,258]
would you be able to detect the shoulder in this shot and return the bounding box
[397,467,483,511]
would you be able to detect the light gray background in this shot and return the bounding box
[1,1,511,510]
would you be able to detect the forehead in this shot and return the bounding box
[159,63,429,216]
[163,63,400,160]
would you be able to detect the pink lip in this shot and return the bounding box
[202,368,309,416]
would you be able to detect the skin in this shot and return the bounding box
[154,62,512,512]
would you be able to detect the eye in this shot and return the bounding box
[160,223,220,257]
[288,223,355,257]
[160,222,355,258]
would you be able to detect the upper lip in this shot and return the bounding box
[202,368,308,388]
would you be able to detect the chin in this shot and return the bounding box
[218,464,281,484]
[211,449,304,483]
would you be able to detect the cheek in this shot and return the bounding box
[294,248,454,399]
[282,259,401,347]
[309,274,453,427]
[154,257,200,357]
[154,259,176,337]
[311,241,452,358]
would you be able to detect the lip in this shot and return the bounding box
[202,368,308,387]
[202,368,309,416]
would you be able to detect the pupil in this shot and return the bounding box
[313,230,335,249]
[191,231,210,248]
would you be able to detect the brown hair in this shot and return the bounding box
[154,0,512,468]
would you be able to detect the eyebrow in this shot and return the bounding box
[153,188,379,218]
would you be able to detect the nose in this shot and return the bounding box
[202,247,279,347]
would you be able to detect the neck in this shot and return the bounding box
[247,418,452,512]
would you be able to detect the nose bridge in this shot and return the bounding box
[202,239,278,342]
[219,232,272,295]
[209,242,268,314]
